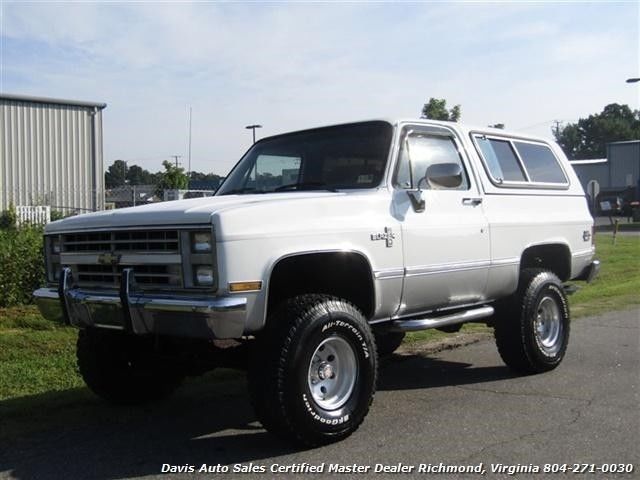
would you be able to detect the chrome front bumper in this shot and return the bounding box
[33,268,247,339]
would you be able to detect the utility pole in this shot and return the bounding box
[552,120,562,138]
[245,124,262,144]
[171,155,182,168]
[187,106,192,176]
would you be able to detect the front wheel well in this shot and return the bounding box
[520,243,571,282]
[267,252,375,319]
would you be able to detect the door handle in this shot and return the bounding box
[462,197,483,206]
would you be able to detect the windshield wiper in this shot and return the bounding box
[273,182,338,192]
[221,187,267,195]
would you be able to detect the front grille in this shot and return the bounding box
[75,264,181,288]
[63,230,179,253]
[59,229,183,289]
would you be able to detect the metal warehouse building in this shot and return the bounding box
[0,93,106,213]
[570,140,640,203]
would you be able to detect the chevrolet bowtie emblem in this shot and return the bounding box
[97,252,121,266]
[370,227,395,247]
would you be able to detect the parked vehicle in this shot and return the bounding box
[34,119,599,446]
[598,195,625,215]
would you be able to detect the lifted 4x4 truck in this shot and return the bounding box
[34,119,599,446]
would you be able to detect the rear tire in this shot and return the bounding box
[248,295,377,447]
[77,328,184,405]
[494,269,570,374]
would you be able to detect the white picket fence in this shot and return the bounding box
[16,206,51,226]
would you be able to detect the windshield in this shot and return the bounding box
[217,121,393,195]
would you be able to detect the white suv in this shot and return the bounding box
[34,119,599,446]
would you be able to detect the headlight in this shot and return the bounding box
[191,232,212,253]
[194,265,214,286]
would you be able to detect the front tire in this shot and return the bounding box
[494,269,570,374]
[248,295,377,447]
[77,328,184,405]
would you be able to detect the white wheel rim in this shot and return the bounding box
[535,295,563,355]
[307,336,357,410]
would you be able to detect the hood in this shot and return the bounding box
[44,192,346,233]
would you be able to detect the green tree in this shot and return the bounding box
[105,160,129,188]
[421,98,461,122]
[554,103,640,159]
[126,165,154,185]
[156,160,188,197]
[189,171,223,185]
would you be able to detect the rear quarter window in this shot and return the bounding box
[513,141,567,184]
[472,134,568,188]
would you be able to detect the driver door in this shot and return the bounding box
[391,125,490,317]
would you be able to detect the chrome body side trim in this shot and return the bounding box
[373,268,405,280]
[490,257,520,266]
[405,260,491,277]
[372,258,519,281]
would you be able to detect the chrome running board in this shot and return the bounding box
[389,306,494,332]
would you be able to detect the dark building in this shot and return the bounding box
[569,140,640,210]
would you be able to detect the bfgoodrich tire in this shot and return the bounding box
[77,328,184,405]
[248,295,377,447]
[494,268,570,374]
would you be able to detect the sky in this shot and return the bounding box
[1,1,638,175]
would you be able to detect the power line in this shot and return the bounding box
[514,119,556,131]
[515,118,577,132]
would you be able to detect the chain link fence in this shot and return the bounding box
[1,186,218,219]
[0,187,100,217]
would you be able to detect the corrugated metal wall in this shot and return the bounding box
[571,162,611,191]
[609,142,640,188]
[0,98,104,212]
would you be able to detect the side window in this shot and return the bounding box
[475,137,526,182]
[395,131,469,190]
[513,141,567,183]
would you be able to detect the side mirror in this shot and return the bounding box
[426,163,463,189]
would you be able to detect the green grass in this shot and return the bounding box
[0,233,637,438]
[0,307,83,400]
[569,233,640,317]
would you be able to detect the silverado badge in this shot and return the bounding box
[371,227,395,247]
[97,252,121,266]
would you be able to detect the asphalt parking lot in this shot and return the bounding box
[1,308,638,479]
